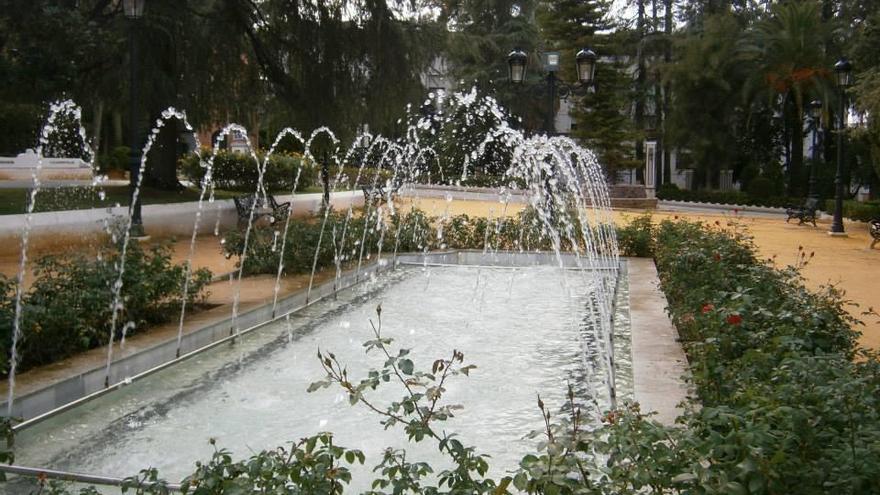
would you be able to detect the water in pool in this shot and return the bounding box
[11,265,626,491]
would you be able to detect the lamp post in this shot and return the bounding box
[507,47,596,135]
[124,0,146,237]
[807,99,822,201]
[830,57,853,236]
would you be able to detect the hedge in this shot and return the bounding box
[179,149,317,193]
[824,199,880,222]
[657,183,803,209]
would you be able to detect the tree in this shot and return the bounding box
[664,14,746,188]
[432,0,544,131]
[225,0,439,140]
[739,1,833,196]
[537,0,639,175]
[850,6,880,197]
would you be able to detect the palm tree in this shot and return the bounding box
[739,1,833,196]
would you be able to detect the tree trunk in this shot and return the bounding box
[112,110,123,148]
[93,101,104,159]
[144,117,183,190]
[635,0,646,179]
[662,0,672,184]
[790,109,804,196]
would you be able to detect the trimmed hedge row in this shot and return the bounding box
[824,199,880,222]
[222,207,611,276]
[179,149,317,192]
[656,184,802,209]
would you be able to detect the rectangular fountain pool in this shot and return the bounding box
[8,263,631,492]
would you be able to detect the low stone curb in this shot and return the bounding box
[658,199,788,214]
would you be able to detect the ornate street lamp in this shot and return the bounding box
[125,0,146,237]
[507,47,598,135]
[807,99,822,200]
[835,57,854,88]
[830,58,853,236]
[507,49,528,85]
[575,48,597,85]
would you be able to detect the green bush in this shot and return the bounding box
[655,183,680,197]
[645,219,880,492]
[616,213,655,257]
[329,166,393,189]
[220,206,613,276]
[1,240,211,374]
[96,146,131,173]
[179,149,317,193]
[657,185,802,209]
[223,208,442,276]
[746,175,775,198]
[0,102,40,156]
[824,199,880,222]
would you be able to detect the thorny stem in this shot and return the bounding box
[538,393,554,476]
[567,382,591,486]
[319,308,471,460]
[318,352,410,426]
[369,313,429,425]
[425,354,455,423]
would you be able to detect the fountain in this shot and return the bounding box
[1,88,625,491]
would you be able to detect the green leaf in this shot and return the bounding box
[398,358,414,375]
[671,472,697,484]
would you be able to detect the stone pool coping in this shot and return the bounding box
[626,257,690,424]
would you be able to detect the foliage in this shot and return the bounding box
[437,0,544,131]
[663,13,747,187]
[96,146,132,173]
[0,102,40,156]
[744,175,775,198]
[738,1,832,196]
[0,240,211,375]
[221,206,609,276]
[181,435,364,494]
[646,219,880,492]
[824,199,880,222]
[616,213,654,257]
[538,0,640,174]
[0,417,12,479]
[657,185,803,209]
[179,150,316,193]
[402,88,520,182]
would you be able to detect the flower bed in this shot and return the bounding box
[643,219,880,492]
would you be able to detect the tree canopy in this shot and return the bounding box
[2,0,880,195]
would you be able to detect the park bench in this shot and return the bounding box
[870,218,880,249]
[232,194,290,227]
[361,180,401,206]
[785,198,820,227]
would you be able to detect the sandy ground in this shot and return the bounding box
[2,197,877,352]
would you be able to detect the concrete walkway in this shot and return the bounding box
[627,257,690,424]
